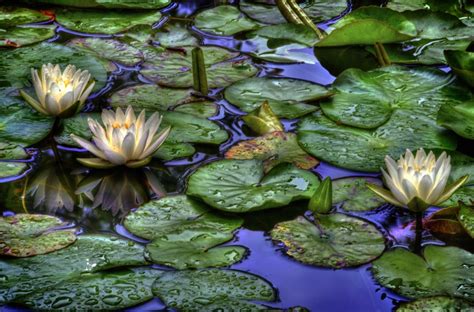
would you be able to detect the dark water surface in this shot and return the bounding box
[0,1,449,311]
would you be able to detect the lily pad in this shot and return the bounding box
[271,214,385,268]
[124,195,245,269]
[239,0,348,25]
[320,66,468,129]
[444,50,474,88]
[372,245,474,299]
[245,24,318,64]
[194,5,260,36]
[0,162,27,178]
[0,25,55,48]
[0,7,50,27]
[109,84,218,117]
[154,24,198,48]
[316,7,416,47]
[0,214,76,257]
[459,203,474,238]
[55,9,161,34]
[24,0,171,9]
[224,77,331,119]
[297,110,457,172]
[397,296,473,312]
[332,177,386,211]
[187,159,320,213]
[20,268,162,310]
[141,46,257,88]
[225,131,319,172]
[0,42,108,91]
[438,99,474,140]
[441,186,474,207]
[0,234,146,303]
[66,37,144,66]
[152,269,276,311]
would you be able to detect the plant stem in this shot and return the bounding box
[414,211,423,254]
[50,117,62,164]
[191,47,209,96]
[374,42,391,67]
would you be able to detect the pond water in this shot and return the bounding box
[1,0,473,311]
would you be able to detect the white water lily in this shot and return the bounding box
[71,106,171,169]
[20,63,95,117]
[368,149,468,211]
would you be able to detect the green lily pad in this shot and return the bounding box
[239,0,348,25]
[20,268,162,310]
[24,0,171,9]
[152,269,276,311]
[0,162,27,178]
[297,110,457,172]
[332,177,386,211]
[438,99,474,140]
[271,214,385,268]
[225,131,319,172]
[397,296,473,312]
[0,234,146,303]
[372,245,474,299]
[141,46,257,88]
[459,203,474,238]
[124,195,245,269]
[0,42,108,91]
[441,186,474,207]
[0,214,76,257]
[224,77,331,119]
[194,5,260,36]
[66,38,144,66]
[154,24,198,48]
[316,7,416,47]
[246,24,318,64]
[445,50,474,88]
[55,9,161,34]
[0,25,55,48]
[154,142,196,161]
[109,84,218,118]
[187,159,320,213]
[387,0,472,17]
[314,46,379,76]
[0,7,50,27]
[321,66,468,129]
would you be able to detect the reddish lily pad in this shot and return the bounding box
[0,214,76,257]
[225,132,319,172]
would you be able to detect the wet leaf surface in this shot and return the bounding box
[224,77,330,119]
[187,159,320,213]
[372,245,474,299]
[125,195,245,269]
[332,177,386,211]
[28,0,171,9]
[152,269,276,311]
[396,296,473,312]
[0,25,55,48]
[194,5,260,36]
[271,214,385,268]
[0,214,76,257]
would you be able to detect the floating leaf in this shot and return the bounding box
[194,5,260,36]
[332,177,386,211]
[314,46,379,76]
[0,214,76,257]
[0,25,55,48]
[55,9,161,34]
[372,246,474,299]
[187,159,320,213]
[297,110,457,172]
[154,24,198,47]
[397,296,473,312]
[239,0,348,25]
[241,101,283,135]
[441,186,474,207]
[271,214,385,268]
[0,7,50,27]
[225,132,318,172]
[124,195,245,269]
[459,203,474,238]
[23,0,171,9]
[66,38,144,66]
[0,234,146,303]
[444,50,474,88]
[0,42,108,91]
[316,7,416,47]
[20,267,162,310]
[0,162,27,178]
[141,46,257,88]
[438,99,474,140]
[224,77,330,119]
[152,269,276,311]
[109,84,218,118]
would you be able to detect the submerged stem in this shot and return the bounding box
[414,211,423,254]
[374,42,391,67]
